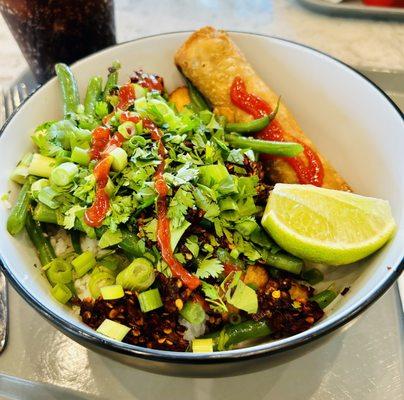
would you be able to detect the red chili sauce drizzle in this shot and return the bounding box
[117,83,136,110]
[144,118,200,290]
[84,127,125,228]
[230,77,324,186]
[130,70,164,93]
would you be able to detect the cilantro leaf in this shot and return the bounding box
[201,282,228,313]
[196,257,224,279]
[167,186,194,228]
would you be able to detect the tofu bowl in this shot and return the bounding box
[0,31,402,377]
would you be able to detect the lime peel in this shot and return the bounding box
[261,184,396,265]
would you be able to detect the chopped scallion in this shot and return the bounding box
[38,186,60,209]
[192,338,213,353]
[110,147,128,172]
[51,283,72,304]
[96,319,130,341]
[45,258,72,285]
[50,162,78,186]
[138,288,162,313]
[180,301,206,325]
[118,121,136,139]
[71,146,90,166]
[100,284,125,300]
[28,153,55,178]
[72,251,96,278]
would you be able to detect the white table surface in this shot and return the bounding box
[1,0,404,88]
[0,1,403,399]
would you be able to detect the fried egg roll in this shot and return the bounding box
[174,27,350,191]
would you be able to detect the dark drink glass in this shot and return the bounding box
[0,0,116,84]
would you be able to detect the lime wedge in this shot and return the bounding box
[261,184,396,265]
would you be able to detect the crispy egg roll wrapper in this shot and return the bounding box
[175,27,350,191]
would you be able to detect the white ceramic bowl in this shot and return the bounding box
[0,32,402,377]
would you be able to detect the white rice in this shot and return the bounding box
[49,229,73,257]
[179,317,207,341]
[81,236,99,255]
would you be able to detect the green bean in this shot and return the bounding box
[7,177,35,235]
[310,289,337,309]
[204,320,271,350]
[84,76,103,115]
[55,63,80,116]
[301,268,324,285]
[185,78,210,112]
[25,211,56,266]
[70,230,82,254]
[226,114,270,133]
[225,134,303,157]
[103,62,120,100]
[118,229,145,257]
[225,97,280,134]
[262,252,303,275]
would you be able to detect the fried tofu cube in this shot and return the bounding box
[244,265,269,290]
[169,86,191,111]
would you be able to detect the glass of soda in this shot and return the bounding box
[0,0,116,84]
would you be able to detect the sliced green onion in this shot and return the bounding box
[180,301,206,325]
[12,152,34,183]
[31,178,49,200]
[135,120,143,134]
[104,178,115,197]
[116,258,155,292]
[72,251,96,278]
[118,121,136,139]
[89,271,115,299]
[138,288,162,313]
[71,147,90,166]
[235,220,259,237]
[198,164,229,187]
[133,84,148,99]
[50,162,78,186]
[227,279,258,314]
[38,186,60,209]
[192,338,213,353]
[28,154,55,178]
[100,284,125,300]
[33,203,59,224]
[98,254,122,272]
[51,283,72,304]
[310,290,337,309]
[301,268,324,285]
[219,197,238,211]
[96,319,130,341]
[45,258,72,285]
[10,165,29,184]
[109,147,128,172]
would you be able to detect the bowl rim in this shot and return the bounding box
[0,30,403,364]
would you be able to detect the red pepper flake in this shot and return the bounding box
[340,287,350,296]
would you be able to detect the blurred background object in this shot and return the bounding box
[0,0,115,84]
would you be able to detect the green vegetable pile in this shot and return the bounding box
[6,63,334,351]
